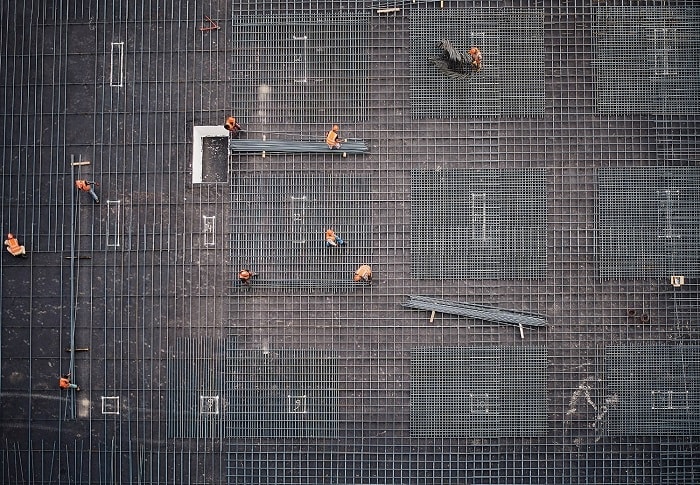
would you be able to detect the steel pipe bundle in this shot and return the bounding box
[229,138,369,154]
[403,295,547,327]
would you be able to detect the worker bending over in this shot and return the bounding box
[353,264,372,283]
[75,179,100,204]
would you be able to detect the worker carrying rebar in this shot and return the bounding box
[353,264,372,283]
[325,229,345,247]
[59,373,80,391]
[224,116,242,135]
[326,124,346,150]
[238,268,258,285]
[75,179,100,204]
[469,46,482,72]
[4,233,27,258]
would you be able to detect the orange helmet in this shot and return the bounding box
[7,233,14,239]
[353,274,361,282]
[332,125,339,132]
[469,47,479,55]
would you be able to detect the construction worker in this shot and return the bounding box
[4,233,27,258]
[75,179,100,203]
[326,124,344,149]
[325,229,345,247]
[224,116,242,135]
[238,268,257,285]
[469,47,482,72]
[59,373,80,391]
[353,264,372,283]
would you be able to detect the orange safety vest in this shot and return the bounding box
[239,270,252,281]
[75,180,91,192]
[59,377,71,389]
[326,129,339,148]
[355,264,372,280]
[5,237,24,256]
[325,229,337,244]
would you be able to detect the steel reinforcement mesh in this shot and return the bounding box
[1,0,700,484]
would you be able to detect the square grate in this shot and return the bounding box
[598,167,700,279]
[226,349,339,439]
[410,347,548,437]
[606,345,700,436]
[230,172,372,290]
[409,8,544,118]
[593,6,700,115]
[411,168,547,279]
[166,338,233,439]
[231,13,370,124]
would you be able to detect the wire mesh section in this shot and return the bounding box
[409,8,544,118]
[411,168,547,279]
[605,344,700,436]
[225,349,339,439]
[410,347,548,438]
[167,337,232,439]
[231,13,370,127]
[230,170,372,290]
[598,166,700,279]
[593,5,700,115]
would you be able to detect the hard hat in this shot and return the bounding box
[332,125,339,131]
[353,274,361,282]
[469,47,479,54]
[7,233,13,239]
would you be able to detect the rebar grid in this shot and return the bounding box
[0,0,699,484]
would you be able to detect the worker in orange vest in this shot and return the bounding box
[325,229,345,247]
[75,179,100,203]
[4,233,27,258]
[326,124,345,149]
[238,268,258,285]
[469,47,482,72]
[353,264,372,283]
[59,373,80,391]
[224,116,242,135]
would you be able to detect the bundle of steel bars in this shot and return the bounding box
[403,295,547,327]
[229,138,369,154]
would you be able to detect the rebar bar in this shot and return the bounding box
[403,295,547,327]
[228,138,369,154]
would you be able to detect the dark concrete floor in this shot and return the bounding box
[1,1,699,484]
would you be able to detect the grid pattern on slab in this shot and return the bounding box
[593,6,700,115]
[411,168,547,279]
[409,8,545,118]
[167,337,232,439]
[410,347,548,438]
[230,171,372,290]
[598,166,700,279]
[231,13,370,125]
[225,349,339,439]
[605,345,700,436]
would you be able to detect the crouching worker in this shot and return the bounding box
[325,229,345,247]
[238,268,258,285]
[353,264,372,283]
[4,233,27,258]
[75,179,100,204]
[59,373,80,391]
